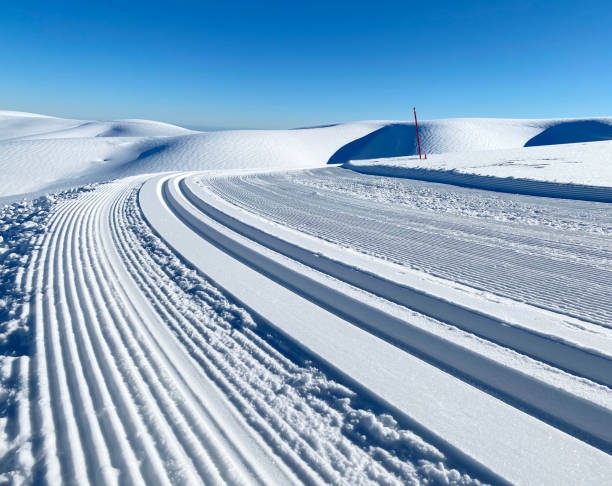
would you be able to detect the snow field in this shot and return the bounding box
[1,180,490,485]
[3,111,612,203]
[344,140,612,202]
[2,111,612,485]
[142,173,612,485]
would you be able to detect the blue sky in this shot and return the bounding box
[1,1,611,128]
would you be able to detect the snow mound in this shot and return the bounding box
[109,122,386,175]
[0,111,83,141]
[0,111,196,140]
[3,110,612,202]
[329,118,612,163]
[344,140,612,202]
[524,119,612,146]
[0,116,384,201]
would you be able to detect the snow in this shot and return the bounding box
[140,173,612,485]
[0,111,83,141]
[2,110,612,485]
[346,140,612,187]
[187,171,612,380]
[0,110,195,140]
[345,140,612,202]
[3,111,612,203]
[328,117,612,163]
[198,168,612,327]
[0,177,492,485]
[0,111,384,202]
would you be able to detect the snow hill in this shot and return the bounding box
[0,111,384,202]
[0,110,196,141]
[345,140,612,202]
[2,110,612,202]
[328,117,612,163]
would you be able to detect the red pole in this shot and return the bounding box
[413,107,422,160]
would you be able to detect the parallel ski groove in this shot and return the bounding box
[55,189,116,484]
[161,174,612,451]
[28,172,603,485]
[37,196,89,484]
[80,185,207,485]
[112,189,335,485]
[204,170,612,326]
[130,181,456,484]
[109,189,292,486]
[70,186,149,486]
[181,175,612,388]
[76,185,176,485]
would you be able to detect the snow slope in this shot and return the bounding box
[2,110,612,485]
[0,112,385,202]
[3,111,612,203]
[344,140,612,202]
[328,117,612,163]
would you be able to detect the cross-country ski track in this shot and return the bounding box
[3,168,612,485]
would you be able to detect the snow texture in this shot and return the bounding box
[3,111,612,203]
[344,141,612,202]
[0,180,487,485]
[1,110,612,485]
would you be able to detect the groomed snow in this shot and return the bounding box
[345,140,612,202]
[1,111,612,485]
[140,173,612,485]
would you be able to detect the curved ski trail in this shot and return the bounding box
[17,178,482,485]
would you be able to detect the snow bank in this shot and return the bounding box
[329,117,612,163]
[0,195,54,355]
[344,140,612,202]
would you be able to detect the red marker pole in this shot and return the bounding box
[413,107,422,160]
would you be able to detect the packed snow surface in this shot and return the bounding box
[199,168,612,329]
[345,140,612,202]
[0,179,493,486]
[1,111,612,485]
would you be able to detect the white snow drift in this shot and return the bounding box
[2,111,612,202]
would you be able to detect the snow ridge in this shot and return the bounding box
[2,110,612,203]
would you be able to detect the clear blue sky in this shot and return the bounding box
[1,1,611,129]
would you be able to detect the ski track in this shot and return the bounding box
[202,168,612,328]
[6,178,486,485]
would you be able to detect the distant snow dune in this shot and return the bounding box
[328,118,612,163]
[1,110,611,201]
